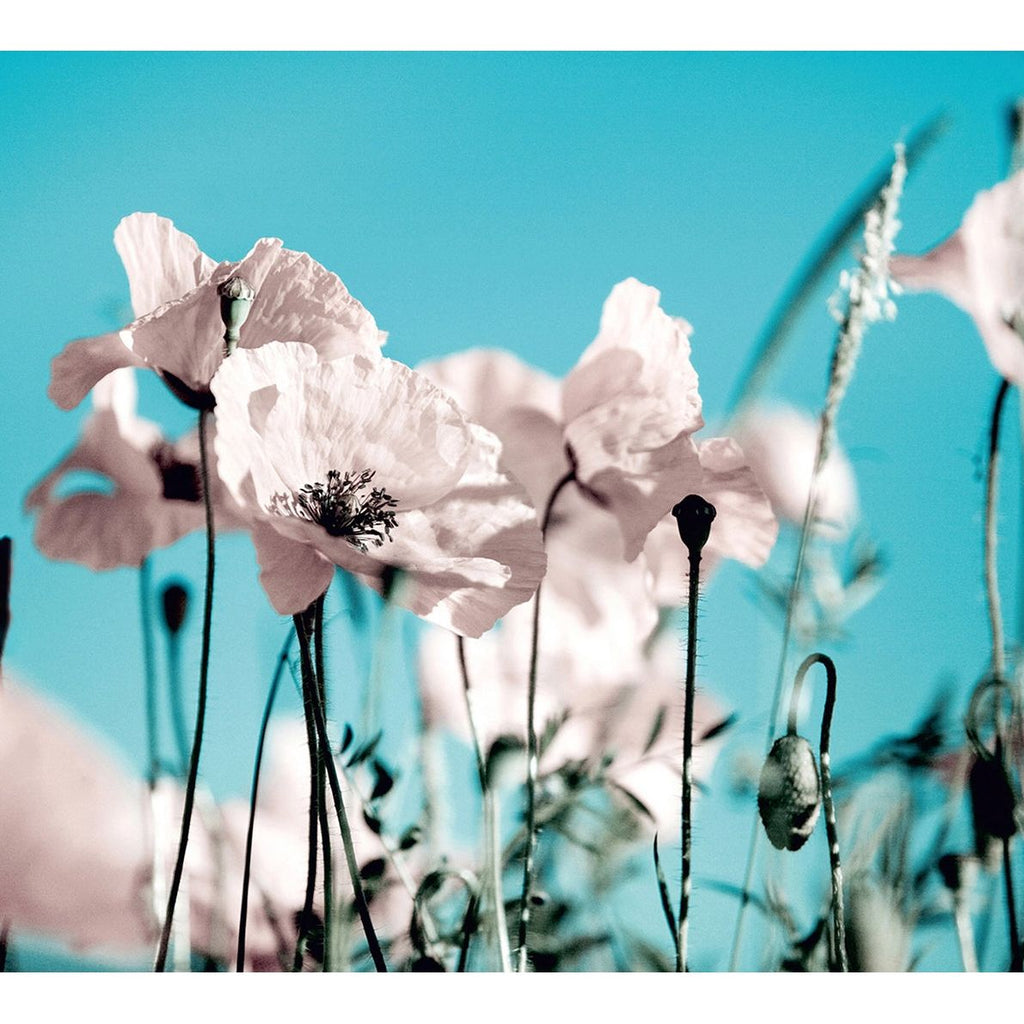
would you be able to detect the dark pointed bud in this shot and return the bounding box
[671,494,717,555]
[217,276,255,356]
[969,755,1019,868]
[160,581,190,636]
[758,734,821,851]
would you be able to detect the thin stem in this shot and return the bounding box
[314,597,334,971]
[139,558,159,785]
[236,628,294,972]
[457,635,511,971]
[986,379,1011,681]
[296,612,388,973]
[155,407,215,973]
[677,548,701,971]
[953,890,980,972]
[293,611,321,972]
[1002,825,1021,969]
[516,468,575,972]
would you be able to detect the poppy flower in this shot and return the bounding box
[25,369,244,570]
[48,212,386,412]
[890,169,1024,385]
[210,342,546,636]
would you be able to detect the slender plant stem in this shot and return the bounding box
[953,890,979,972]
[516,468,575,972]
[1001,826,1021,969]
[293,610,322,972]
[986,379,1011,681]
[167,625,189,775]
[677,548,702,971]
[295,610,388,973]
[457,635,511,971]
[236,629,294,972]
[139,558,159,785]
[314,597,334,971]
[155,407,215,973]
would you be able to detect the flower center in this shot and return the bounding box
[270,469,398,552]
[151,443,203,503]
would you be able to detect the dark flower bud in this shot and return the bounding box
[217,276,255,355]
[758,734,821,851]
[671,494,717,555]
[937,852,978,896]
[160,581,190,636]
[969,754,1019,867]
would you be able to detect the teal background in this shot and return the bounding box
[2,51,1024,970]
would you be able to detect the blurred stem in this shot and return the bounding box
[155,407,215,972]
[236,628,294,972]
[953,889,979,972]
[166,620,189,776]
[677,547,702,972]
[457,635,511,971]
[295,607,388,973]
[986,379,1011,681]
[139,558,159,785]
[516,468,575,972]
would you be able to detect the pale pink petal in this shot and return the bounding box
[252,351,472,511]
[732,404,857,538]
[113,212,217,317]
[417,348,562,430]
[0,680,151,952]
[341,427,546,637]
[696,437,779,569]
[48,330,148,411]
[893,170,1024,385]
[236,247,387,356]
[251,520,336,614]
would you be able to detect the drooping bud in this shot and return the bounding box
[160,580,190,636]
[217,276,255,356]
[671,494,716,556]
[758,733,821,851]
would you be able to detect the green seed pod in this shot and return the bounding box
[758,734,821,851]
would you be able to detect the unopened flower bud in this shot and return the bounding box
[672,494,716,555]
[758,734,821,851]
[218,276,255,356]
[969,754,1019,867]
[160,581,190,636]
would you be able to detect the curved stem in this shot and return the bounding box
[155,407,215,972]
[236,628,294,972]
[516,468,574,972]
[457,635,511,972]
[296,614,388,973]
[793,652,847,971]
[676,548,702,971]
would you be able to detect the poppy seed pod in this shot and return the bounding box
[217,275,255,355]
[672,494,717,554]
[758,734,821,851]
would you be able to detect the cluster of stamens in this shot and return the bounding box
[269,469,398,552]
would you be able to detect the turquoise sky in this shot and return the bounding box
[2,51,1024,970]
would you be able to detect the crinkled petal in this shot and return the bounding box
[253,351,472,511]
[114,212,217,318]
[48,330,148,411]
[236,247,387,357]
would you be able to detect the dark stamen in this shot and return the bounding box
[270,469,398,552]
